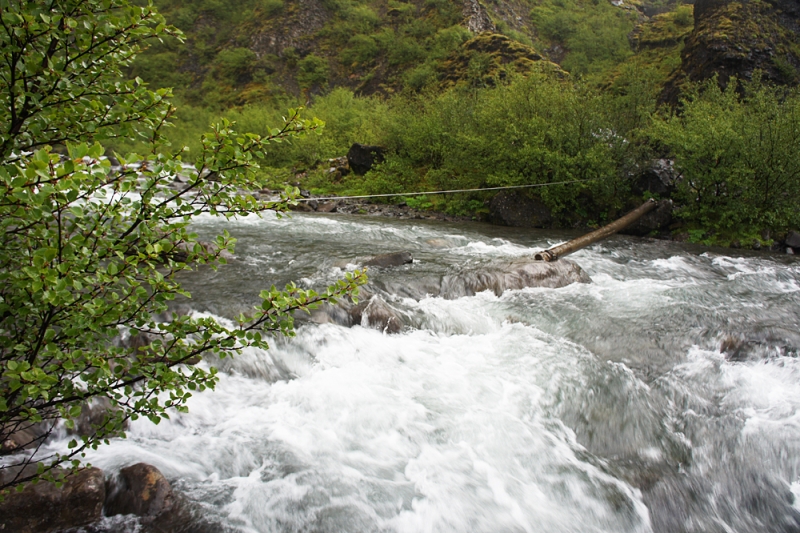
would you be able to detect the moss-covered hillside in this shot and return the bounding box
[132,0,701,107]
[663,0,800,102]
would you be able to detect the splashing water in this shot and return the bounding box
[47,214,800,532]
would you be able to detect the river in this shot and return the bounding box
[63,212,800,532]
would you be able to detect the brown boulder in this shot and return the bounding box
[105,463,176,522]
[0,466,105,533]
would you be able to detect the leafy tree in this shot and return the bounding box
[0,0,364,494]
[650,77,800,238]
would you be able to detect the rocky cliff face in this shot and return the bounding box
[662,0,800,103]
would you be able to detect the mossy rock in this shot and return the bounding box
[631,6,695,50]
[438,33,567,87]
[661,0,800,103]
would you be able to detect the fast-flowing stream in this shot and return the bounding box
[62,212,800,532]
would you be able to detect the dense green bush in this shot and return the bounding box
[364,74,628,223]
[651,78,800,238]
[298,54,330,89]
[531,0,636,78]
[0,0,364,495]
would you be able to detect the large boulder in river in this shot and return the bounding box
[488,191,552,228]
[0,466,105,533]
[347,143,387,175]
[440,258,590,298]
[105,463,176,523]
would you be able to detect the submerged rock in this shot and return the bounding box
[363,251,413,268]
[349,295,404,333]
[0,466,105,533]
[720,327,800,362]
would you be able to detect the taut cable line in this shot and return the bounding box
[293,178,597,202]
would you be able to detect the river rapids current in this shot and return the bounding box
[53,212,800,532]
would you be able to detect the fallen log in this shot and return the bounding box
[534,199,657,262]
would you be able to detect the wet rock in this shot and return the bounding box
[786,230,800,251]
[363,251,413,268]
[1,420,53,452]
[346,144,386,175]
[721,327,800,361]
[0,466,105,533]
[440,258,590,298]
[316,201,338,213]
[488,191,552,228]
[288,201,314,212]
[349,296,403,333]
[170,241,234,263]
[69,397,128,438]
[105,463,176,524]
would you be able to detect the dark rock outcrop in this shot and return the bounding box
[631,159,680,197]
[621,200,674,237]
[488,190,553,228]
[347,144,387,175]
[785,230,800,251]
[463,0,496,33]
[105,463,176,524]
[0,466,105,533]
[662,0,800,104]
[363,251,413,268]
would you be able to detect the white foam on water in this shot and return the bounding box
[66,319,651,533]
[450,239,534,258]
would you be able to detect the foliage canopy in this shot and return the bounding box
[0,0,364,494]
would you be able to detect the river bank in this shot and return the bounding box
[280,190,800,255]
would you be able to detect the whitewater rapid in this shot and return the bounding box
[50,213,800,532]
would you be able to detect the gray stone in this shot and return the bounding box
[786,230,800,249]
[363,251,413,268]
[440,258,591,298]
[349,296,403,333]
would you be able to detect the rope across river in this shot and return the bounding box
[291,178,659,263]
[293,178,597,203]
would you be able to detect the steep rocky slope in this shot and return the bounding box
[662,0,800,103]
